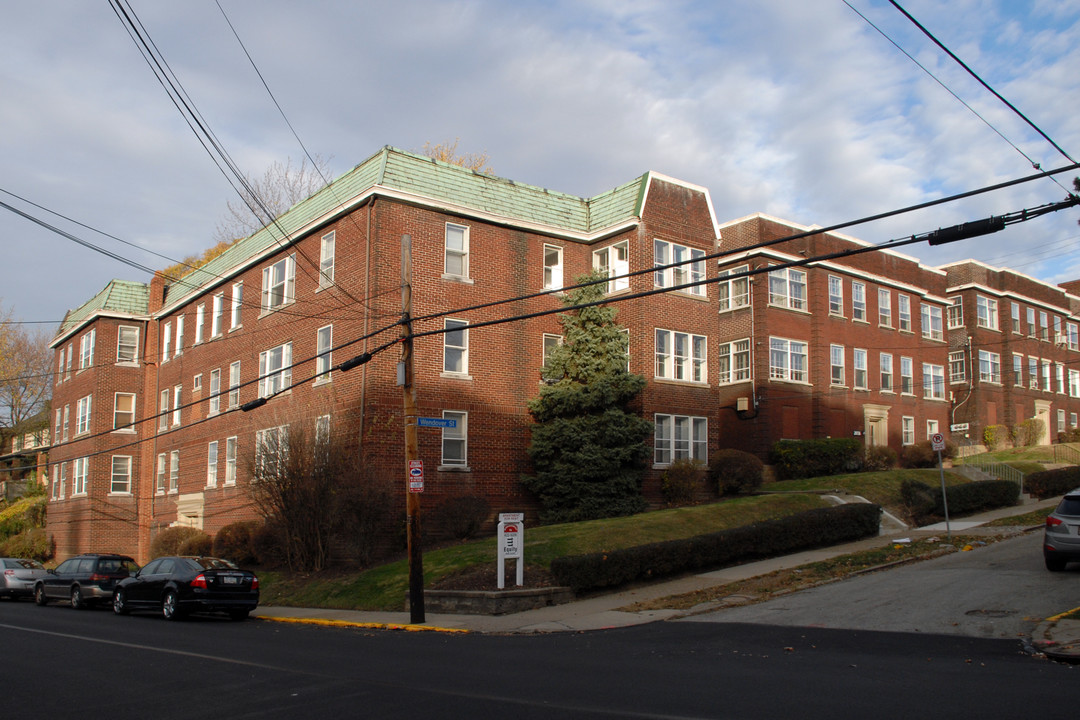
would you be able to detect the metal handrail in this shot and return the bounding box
[962,460,1025,494]
[1054,444,1080,465]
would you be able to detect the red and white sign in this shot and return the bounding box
[930,433,946,451]
[501,523,521,558]
[408,459,424,493]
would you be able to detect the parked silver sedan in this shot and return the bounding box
[0,558,48,600]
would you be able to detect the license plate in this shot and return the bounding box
[222,575,239,585]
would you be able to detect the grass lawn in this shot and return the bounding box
[764,468,967,508]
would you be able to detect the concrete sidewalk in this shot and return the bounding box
[253,499,1072,646]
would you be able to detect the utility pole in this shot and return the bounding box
[401,234,424,624]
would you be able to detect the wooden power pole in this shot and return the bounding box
[401,234,424,623]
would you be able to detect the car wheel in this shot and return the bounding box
[34,584,48,606]
[113,589,129,616]
[162,590,183,621]
[228,609,250,621]
[70,586,85,610]
[1045,554,1067,572]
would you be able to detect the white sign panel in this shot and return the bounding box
[930,433,946,451]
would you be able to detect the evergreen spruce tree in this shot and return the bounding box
[521,271,653,523]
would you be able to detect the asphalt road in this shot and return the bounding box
[684,530,1076,638]
[1,583,1074,719]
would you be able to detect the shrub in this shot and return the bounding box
[1057,428,1080,444]
[1012,418,1045,448]
[434,495,491,540]
[662,459,706,505]
[708,449,764,496]
[864,445,897,472]
[149,526,210,559]
[769,438,863,480]
[900,478,1019,524]
[213,521,260,565]
[550,503,881,593]
[1026,467,1080,500]
[900,440,956,469]
[178,533,213,556]
[984,424,1009,450]
[250,521,286,568]
[0,528,54,562]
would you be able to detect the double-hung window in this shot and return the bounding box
[207,441,218,487]
[900,357,914,394]
[225,437,237,485]
[880,353,893,391]
[976,295,998,330]
[111,456,131,494]
[255,426,288,479]
[208,369,221,415]
[853,348,867,389]
[718,265,750,312]
[654,240,705,295]
[1041,311,1050,341]
[444,224,469,278]
[316,325,332,383]
[172,385,181,426]
[768,268,807,310]
[113,393,135,431]
[543,244,563,290]
[79,330,95,370]
[654,414,707,465]
[717,339,751,384]
[441,411,468,467]
[828,276,843,315]
[978,350,1000,384]
[169,450,179,492]
[1029,356,1039,389]
[923,364,945,399]
[162,322,171,362]
[878,289,892,326]
[195,304,205,344]
[1070,369,1080,398]
[593,241,629,293]
[443,320,469,375]
[902,417,915,445]
[75,395,92,435]
[212,293,224,337]
[947,296,963,328]
[158,390,169,431]
[1043,359,1053,391]
[1069,323,1079,351]
[949,350,966,383]
[319,231,335,287]
[229,361,241,408]
[258,343,292,397]
[174,315,184,355]
[1013,353,1024,386]
[851,282,866,321]
[769,338,808,382]
[231,282,243,329]
[1027,307,1037,337]
[921,304,943,341]
[655,329,706,382]
[73,457,88,496]
[156,454,166,494]
[830,344,845,386]
[1011,302,1021,333]
[898,295,912,331]
[262,255,296,311]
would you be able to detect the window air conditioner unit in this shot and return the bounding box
[1030,379,1040,389]
[1055,334,1067,346]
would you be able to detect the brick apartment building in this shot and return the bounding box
[44,146,1080,562]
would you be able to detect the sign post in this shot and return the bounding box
[497,512,524,589]
[931,432,951,544]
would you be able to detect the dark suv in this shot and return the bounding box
[34,553,139,609]
[1044,491,1080,571]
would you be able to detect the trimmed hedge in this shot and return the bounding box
[550,503,881,594]
[708,449,764,496]
[1025,466,1080,500]
[901,479,1019,524]
[769,438,864,480]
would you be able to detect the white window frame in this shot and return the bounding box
[229,361,241,408]
[902,417,915,445]
[923,363,945,400]
[851,282,866,321]
[975,295,998,330]
[926,419,939,439]
[542,333,563,370]
[172,385,181,427]
[1013,353,1024,386]
[319,230,336,287]
[207,440,218,488]
[212,293,224,338]
[113,392,135,431]
[195,304,205,344]
[1011,302,1021,334]
[878,288,892,327]
[75,395,91,436]
[208,369,221,415]
[543,244,563,291]
[111,456,131,495]
[654,239,706,296]
[440,411,468,468]
[158,390,168,431]
[1041,311,1050,341]
[900,356,914,395]
[1028,307,1037,337]
[258,342,293,398]
[654,414,708,466]
[880,353,893,392]
[59,462,67,498]
[949,350,966,384]
[830,344,845,386]
[898,294,912,332]
[1068,322,1079,351]
[717,339,751,384]
[1058,362,1066,394]
[444,223,469,279]
[769,337,808,383]
[225,436,237,485]
[947,296,964,328]
[316,325,333,384]
[978,350,1001,384]
[262,254,297,311]
[921,304,944,341]
[828,275,843,316]
[1029,356,1039,389]
[1043,359,1053,391]
[768,267,807,311]
[592,241,630,293]
[231,282,243,329]
[79,329,95,370]
[156,453,166,494]
[442,319,469,376]
[1069,369,1080,398]
[169,450,179,492]
[853,348,868,389]
[73,457,88,496]
[161,322,171,362]
[718,265,750,312]
[655,329,707,383]
[174,315,184,356]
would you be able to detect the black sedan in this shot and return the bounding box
[112,556,259,621]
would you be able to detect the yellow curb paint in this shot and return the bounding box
[256,616,470,633]
[1046,606,1080,623]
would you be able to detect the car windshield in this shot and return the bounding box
[17,559,44,569]
[1057,496,1080,516]
[194,557,239,570]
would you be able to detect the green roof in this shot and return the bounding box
[55,279,149,343]
[163,147,650,310]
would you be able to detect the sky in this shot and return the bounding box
[2,0,1079,332]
